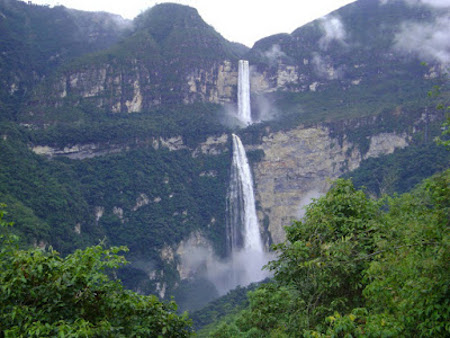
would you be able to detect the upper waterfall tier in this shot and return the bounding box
[238,60,252,126]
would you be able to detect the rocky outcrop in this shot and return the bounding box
[31,143,127,159]
[31,133,229,159]
[251,126,410,244]
[186,61,237,104]
[364,132,409,159]
[40,60,238,114]
[192,133,229,157]
[30,54,367,118]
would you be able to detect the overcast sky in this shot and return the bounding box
[25,0,358,46]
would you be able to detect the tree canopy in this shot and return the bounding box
[0,208,193,337]
[207,170,450,337]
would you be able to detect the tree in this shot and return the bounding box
[361,170,450,336]
[267,179,381,330]
[0,206,192,337]
[307,170,450,337]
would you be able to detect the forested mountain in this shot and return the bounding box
[0,0,448,323]
[0,0,130,115]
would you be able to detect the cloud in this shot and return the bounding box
[394,16,450,65]
[403,0,450,8]
[312,53,345,79]
[263,44,286,63]
[380,0,450,8]
[319,16,347,50]
[260,44,294,66]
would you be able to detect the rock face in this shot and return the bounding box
[30,120,411,251]
[31,143,126,159]
[30,134,228,159]
[251,125,409,244]
[46,61,238,114]
[36,55,367,116]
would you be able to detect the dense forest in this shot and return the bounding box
[1,164,448,336]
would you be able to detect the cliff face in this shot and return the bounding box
[46,60,238,114]
[252,126,409,244]
[31,134,229,159]
[19,3,248,122]
[0,0,130,104]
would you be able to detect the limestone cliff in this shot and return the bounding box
[46,61,237,114]
[251,126,409,244]
[31,134,229,159]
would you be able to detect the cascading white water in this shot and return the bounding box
[238,60,252,126]
[223,134,267,290]
[227,134,264,253]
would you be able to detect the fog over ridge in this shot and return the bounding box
[394,15,450,65]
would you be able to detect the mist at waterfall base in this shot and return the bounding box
[175,242,273,311]
[176,135,272,300]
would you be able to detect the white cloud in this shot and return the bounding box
[312,53,345,79]
[394,16,450,64]
[263,44,287,63]
[319,16,347,50]
[380,0,450,8]
[406,0,450,7]
[25,0,358,47]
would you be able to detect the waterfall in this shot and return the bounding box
[227,134,264,253]
[223,134,267,290]
[238,60,252,126]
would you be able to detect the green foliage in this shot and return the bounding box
[0,125,97,253]
[191,281,265,332]
[133,3,244,62]
[361,171,450,336]
[27,103,228,148]
[0,0,128,116]
[0,208,192,337]
[436,115,450,149]
[210,171,450,337]
[173,278,219,313]
[268,179,380,329]
[0,121,231,297]
[344,142,450,197]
